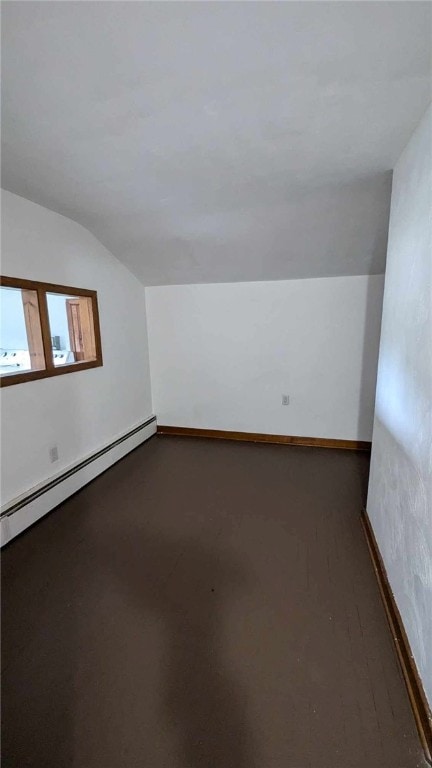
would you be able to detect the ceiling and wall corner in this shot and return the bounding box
[1,1,431,287]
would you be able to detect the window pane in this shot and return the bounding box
[0,286,45,376]
[46,293,97,366]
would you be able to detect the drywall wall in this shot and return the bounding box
[367,106,432,707]
[1,190,153,506]
[146,275,384,441]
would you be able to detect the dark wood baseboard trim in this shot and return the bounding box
[157,425,371,451]
[361,509,432,764]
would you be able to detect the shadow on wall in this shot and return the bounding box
[356,169,390,450]
[1,464,255,768]
[367,171,392,276]
[357,274,386,447]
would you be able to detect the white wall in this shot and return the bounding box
[1,190,153,506]
[367,106,432,707]
[146,275,384,441]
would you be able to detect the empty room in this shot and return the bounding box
[1,2,431,767]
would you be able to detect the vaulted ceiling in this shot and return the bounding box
[2,2,431,285]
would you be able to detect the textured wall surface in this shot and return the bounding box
[367,105,432,707]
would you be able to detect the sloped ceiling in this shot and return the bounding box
[1,1,431,285]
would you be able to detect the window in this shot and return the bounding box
[0,276,102,386]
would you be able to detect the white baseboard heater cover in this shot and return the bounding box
[0,416,157,546]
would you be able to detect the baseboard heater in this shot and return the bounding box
[0,415,157,547]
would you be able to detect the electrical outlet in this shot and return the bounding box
[282,394,290,406]
[49,445,59,463]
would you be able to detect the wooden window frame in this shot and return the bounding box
[0,276,103,387]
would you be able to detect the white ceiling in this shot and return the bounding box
[2,1,431,286]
